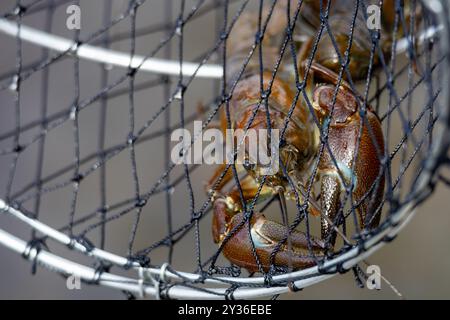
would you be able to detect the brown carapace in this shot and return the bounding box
[297,0,421,80]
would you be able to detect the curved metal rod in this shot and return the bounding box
[0,226,323,299]
[0,199,417,299]
[0,18,223,79]
[0,19,441,80]
[0,195,416,288]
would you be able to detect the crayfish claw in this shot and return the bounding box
[214,203,325,272]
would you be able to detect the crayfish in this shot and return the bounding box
[204,0,411,272]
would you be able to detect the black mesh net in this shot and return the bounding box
[0,0,449,299]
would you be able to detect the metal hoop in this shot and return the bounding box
[0,18,223,78]
[0,18,441,79]
[0,0,449,299]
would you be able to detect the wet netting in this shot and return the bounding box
[0,0,449,299]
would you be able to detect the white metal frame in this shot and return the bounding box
[0,18,223,78]
[0,17,441,79]
[0,0,449,299]
[0,199,417,299]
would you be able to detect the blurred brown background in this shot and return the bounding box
[0,0,449,299]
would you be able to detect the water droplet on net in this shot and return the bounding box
[13,6,22,16]
[127,134,135,146]
[92,161,100,170]
[174,87,183,100]
[9,75,18,92]
[69,106,77,120]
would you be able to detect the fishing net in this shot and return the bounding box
[0,0,449,299]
